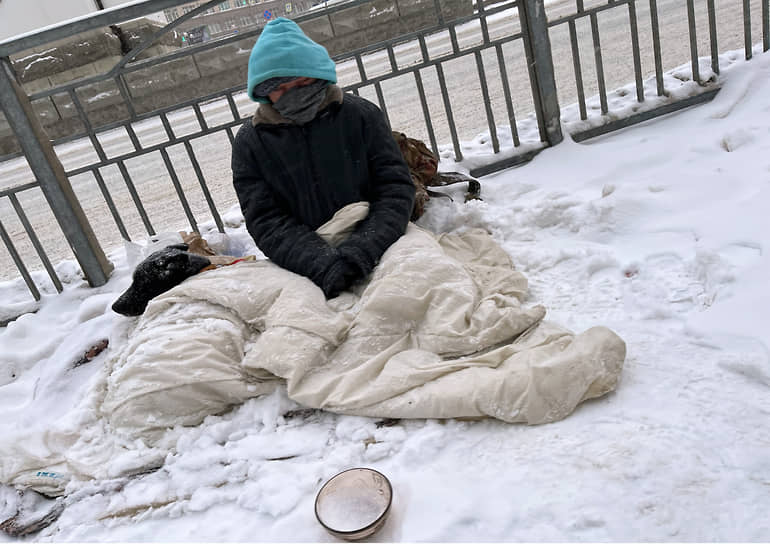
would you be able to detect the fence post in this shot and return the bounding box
[517,0,563,146]
[0,57,113,287]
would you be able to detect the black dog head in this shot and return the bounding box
[112,243,211,316]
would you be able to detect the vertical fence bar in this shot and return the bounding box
[0,217,40,301]
[518,0,562,145]
[764,0,770,51]
[355,54,367,82]
[743,0,753,60]
[386,45,398,71]
[8,194,63,293]
[707,0,719,74]
[628,2,644,103]
[520,16,546,141]
[435,63,463,161]
[590,12,609,114]
[160,113,176,141]
[374,82,391,128]
[413,70,440,157]
[415,37,439,156]
[449,25,460,54]
[184,141,225,233]
[478,0,491,44]
[226,93,241,121]
[0,57,113,287]
[115,75,137,119]
[686,0,701,84]
[125,122,142,152]
[474,51,499,153]
[193,103,209,131]
[159,148,199,233]
[649,0,665,96]
[92,167,131,240]
[495,43,520,146]
[69,89,108,162]
[433,0,445,25]
[568,19,588,120]
[117,160,155,236]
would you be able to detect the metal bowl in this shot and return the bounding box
[314,468,392,541]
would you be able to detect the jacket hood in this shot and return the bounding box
[247,18,337,103]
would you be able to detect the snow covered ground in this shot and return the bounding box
[1,48,769,541]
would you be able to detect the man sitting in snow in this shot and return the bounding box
[111,18,479,317]
[231,17,416,299]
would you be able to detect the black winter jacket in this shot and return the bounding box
[231,89,415,289]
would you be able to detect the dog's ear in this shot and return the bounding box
[183,253,212,276]
[161,249,210,278]
[164,250,190,274]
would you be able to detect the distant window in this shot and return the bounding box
[165,8,180,22]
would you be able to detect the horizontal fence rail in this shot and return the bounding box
[543,0,768,141]
[0,0,769,310]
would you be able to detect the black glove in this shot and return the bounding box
[337,244,374,279]
[321,257,361,299]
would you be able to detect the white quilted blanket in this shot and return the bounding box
[0,204,625,495]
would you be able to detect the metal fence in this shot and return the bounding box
[0,0,768,308]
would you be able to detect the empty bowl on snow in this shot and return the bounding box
[314,468,392,540]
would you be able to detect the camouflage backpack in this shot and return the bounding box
[392,131,482,220]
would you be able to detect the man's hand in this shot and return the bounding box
[321,257,361,299]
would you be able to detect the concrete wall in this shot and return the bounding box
[0,18,184,155]
[0,0,473,156]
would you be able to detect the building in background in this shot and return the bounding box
[164,0,310,42]
[163,1,261,24]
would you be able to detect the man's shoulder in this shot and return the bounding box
[234,118,255,139]
[233,118,262,148]
[231,119,262,161]
[340,93,382,118]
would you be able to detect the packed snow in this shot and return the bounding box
[1,48,769,541]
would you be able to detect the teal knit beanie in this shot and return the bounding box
[247,18,337,103]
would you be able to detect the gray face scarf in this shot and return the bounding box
[272,79,330,124]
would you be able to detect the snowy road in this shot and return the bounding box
[0,0,766,282]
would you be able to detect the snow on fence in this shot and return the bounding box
[0,0,768,307]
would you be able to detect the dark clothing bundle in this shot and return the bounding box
[391,131,482,220]
[231,88,416,296]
